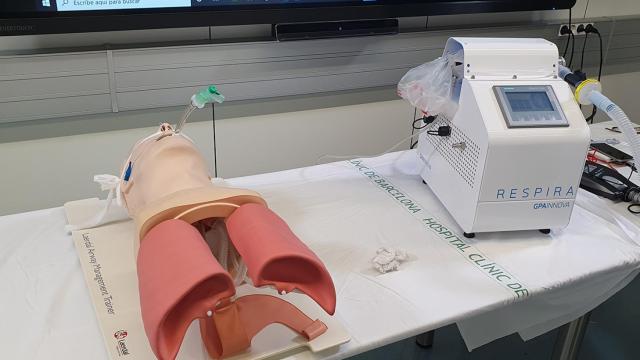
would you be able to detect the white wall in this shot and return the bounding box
[1,0,639,215]
[586,0,640,18]
[590,71,640,123]
[2,71,639,216]
[0,100,413,215]
[216,100,413,177]
[0,107,214,215]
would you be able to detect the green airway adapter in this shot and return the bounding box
[175,85,225,134]
[192,85,225,109]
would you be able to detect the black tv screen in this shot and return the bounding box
[0,0,575,35]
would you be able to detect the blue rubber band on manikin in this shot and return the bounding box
[123,162,133,182]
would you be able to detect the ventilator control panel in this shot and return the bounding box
[494,85,568,128]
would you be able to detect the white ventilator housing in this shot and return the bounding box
[417,38,590,234]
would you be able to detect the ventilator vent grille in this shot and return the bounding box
[425,117,480,188]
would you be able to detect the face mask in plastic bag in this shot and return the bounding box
[397,50,463,118]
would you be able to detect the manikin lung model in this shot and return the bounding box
[120,123,336,359]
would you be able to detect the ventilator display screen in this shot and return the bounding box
[494,85,569,128]
[505,91,554,112]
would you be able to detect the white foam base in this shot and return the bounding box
[64,198,350,360]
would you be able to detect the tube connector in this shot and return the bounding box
[175,85,225,134]
[588,90,640,169]
[558,65,602,105]
[575,79,602,105]
[191,85,225,109]
[558,65,586,87]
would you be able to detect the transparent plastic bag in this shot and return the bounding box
[398,50,463,118]
[200,218,248,286]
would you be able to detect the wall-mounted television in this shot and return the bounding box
[0,0,575,36]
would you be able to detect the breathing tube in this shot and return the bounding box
[175,85,225,134]
[559,65,640,167]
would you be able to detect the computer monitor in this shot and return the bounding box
[0,0,575,35]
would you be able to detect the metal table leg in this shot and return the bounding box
[551,312,592,360]
[415,330,435,348]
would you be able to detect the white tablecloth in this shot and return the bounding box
[2,150,640,359]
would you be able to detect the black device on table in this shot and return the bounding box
[581,161,640,203]
[591,143,634,163]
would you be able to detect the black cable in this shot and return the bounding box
[628,203,640,214]
[626,164,639,214]
[413,118,430,130]
[595,30,603,81]
[566,8,577,68]
[584,27,603,124]
[410,114,441,148]
[410,108,416,133]
[426,126,451,137]
[580,32,588,71]
[563,8,572,59]
[410,118,428,148]
[568,32,576,68]
[410,108,417,149]
[212,103,218,177]
[562,32,571,59]
[578,28,588,110]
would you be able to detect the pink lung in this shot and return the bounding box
[121,125,337,359]
[137,218,330,360]
[225,203,337,315]
[137,219,235,360]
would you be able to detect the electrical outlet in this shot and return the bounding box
[558,22,594,36]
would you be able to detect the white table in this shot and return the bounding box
[549,121,640,360]
[2,140,640,360]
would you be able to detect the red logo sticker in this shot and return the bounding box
[114,330,128,340]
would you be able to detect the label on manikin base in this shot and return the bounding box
[64,198,350,360]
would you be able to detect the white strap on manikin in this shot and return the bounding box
[64,127,196,234]
[65,174,122,233]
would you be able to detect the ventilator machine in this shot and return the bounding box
[400,38,636,237]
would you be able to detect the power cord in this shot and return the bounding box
[628,204,640,214]
[561,26,572,59]
[578,24,587,71]
[410,108,417,149]
[586,24,604,81]
[625,186,640,214]
[568,31,576,68]
[576,24,587,111]
[410,114,437,149]
[414,115,436,130]
[317,130,437,163]
[562,8,573,60]
[624,164,639,214]
[212,102,218,177]
[426,125,451,137]
[565,8,577,68]
[584,24,603,124]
